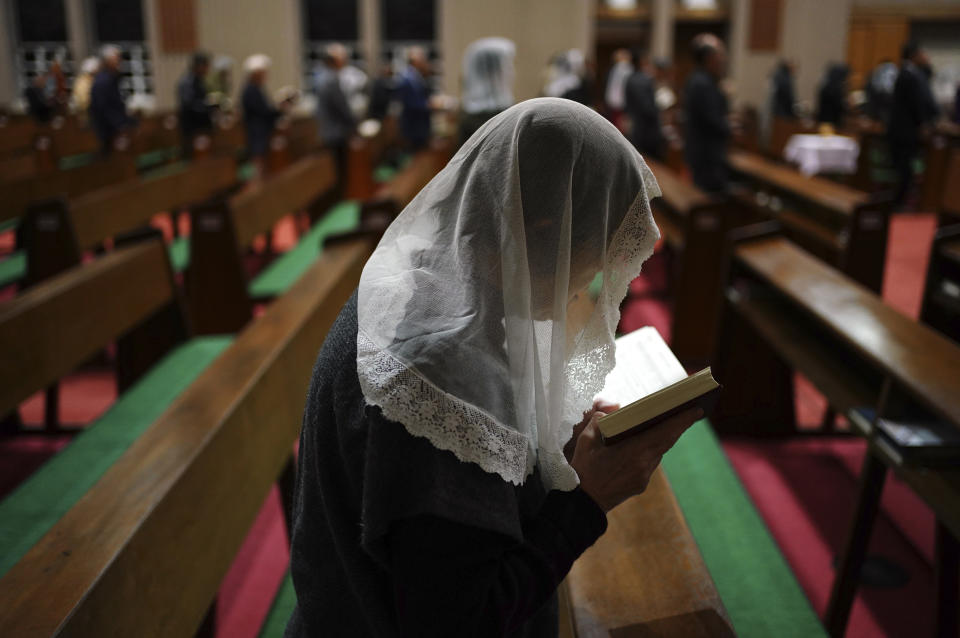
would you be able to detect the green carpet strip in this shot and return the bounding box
[257,572,297,638]
[0,251,26,288]
[0,336,233,578]
[248,200,361,299]
[662,421,826,638]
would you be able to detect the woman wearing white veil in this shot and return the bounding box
[284,98,702,637]
[458,37,516,147]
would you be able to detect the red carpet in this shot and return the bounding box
[0,211,943,637]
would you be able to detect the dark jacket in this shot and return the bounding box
[284,293,607,638]
[242,82,281,157]
[24,85,54,123]
[89,70,132,150]
[770,64,796,119]
[623,70,663,160]
[396,67,431,150]
[367,75,394,121]
[816,65,849,127]
[888,61,939,148]
[683,69,730,193]
[177,71,213,136]
[313,66,355,147]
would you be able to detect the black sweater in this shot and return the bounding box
[284,293,608,637]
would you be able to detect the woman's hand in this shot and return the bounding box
[570,407,702,512]
[563,400,619,463]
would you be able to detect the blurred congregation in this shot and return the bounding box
[2,1,960,638]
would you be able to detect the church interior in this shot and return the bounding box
[1,1,960,637]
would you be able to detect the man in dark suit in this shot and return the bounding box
[624,50,664,161]
[683,34,730,193]
[89,45,133,155]
[888,42,939,208]
[314,44,356,197]
[396,47,433,151]
[177,51,213,159]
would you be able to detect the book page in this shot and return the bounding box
[595,327,688,408]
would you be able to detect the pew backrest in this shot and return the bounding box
[0,239,181,416]
[0,238,371,638]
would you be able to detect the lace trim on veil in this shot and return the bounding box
[357,190,659,489]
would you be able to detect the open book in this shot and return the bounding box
[595,327,721,445]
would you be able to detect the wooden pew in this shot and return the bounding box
[919,124,960,217]
[266,116,320,175]
[921,224,960,344]
[0,238,189,431]
[645,159,757,365]
[768,116,816,160]
[0,118,36,157]
[935,143,960,226]
[710,231,960,638]
[19,156,237,287]
[565,469,733,637]
[0,237,371,638]
[3,152,138,228]
[728,149,891,293]
[187,152,337,334]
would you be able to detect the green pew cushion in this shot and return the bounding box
[168,236,191,273]
[136,148,180,172]
[662,421,826,638]
[58,153,98,171]
[373,153,412,184]
[258,572,296,638]
[238,162,258,182]
[0,335,233,578]
[0,251,26,288]
[141,159,189,181]
[248,200,360,299]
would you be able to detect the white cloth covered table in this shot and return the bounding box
[783,134,860,176]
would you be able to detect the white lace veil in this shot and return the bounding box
[357,98,661,491]
[462,37,515,115]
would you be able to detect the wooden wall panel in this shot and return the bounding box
[157,0,197,53]
[748,0,782,52]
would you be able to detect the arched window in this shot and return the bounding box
[11,0,72,97]
[90,0,152,99]
[302,0,359,86]
[381,0,438,75]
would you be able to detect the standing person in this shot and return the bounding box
[314,44,356,195]
[282,97,702,637]
[177,52,213,158]
[241,54,289,176]
[545,50,589,105]
[458,37,516,147]
[24,73,54,124]
[72,57,99,119]
[89,45,134,154]
[206,55,235,111]
[604,48,633,129]
[683,34,730,193]
[770,60,797,119]
[864,59,898,124]
[889,42,939,208]
[396,46,433,151]
[953,84,960,125]
[367,63,395,122]
[816,64,849,128]
[624,49,664,160]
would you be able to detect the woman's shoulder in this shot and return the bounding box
[312,291,360,385]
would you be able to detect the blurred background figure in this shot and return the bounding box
[458,37,515,146]
[206,55,235,111]
[177,52,214,158]
[314,43,356,194]
[24,72,54,124]
[47,60,68,114]
[367,62,395,122]
[770,59,797,119]
[864,59,898,124]
[684,33,730,193]
[72,57,99,120]
[338,51,369,119]
[545,49,589,105]
[242,54,289,176]
[624,49,663,161]
[604,48,633,130]
[816,63,850,128]
[652,57,677,112]
[396,46,433,151]
[90,45,134,154]
[889,42,939,208]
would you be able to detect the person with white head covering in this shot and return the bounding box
[71,57,99,117]
[241,54,288,172]
[544,49,590,106]
[284,98,702,636]
[458,37,516,147]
